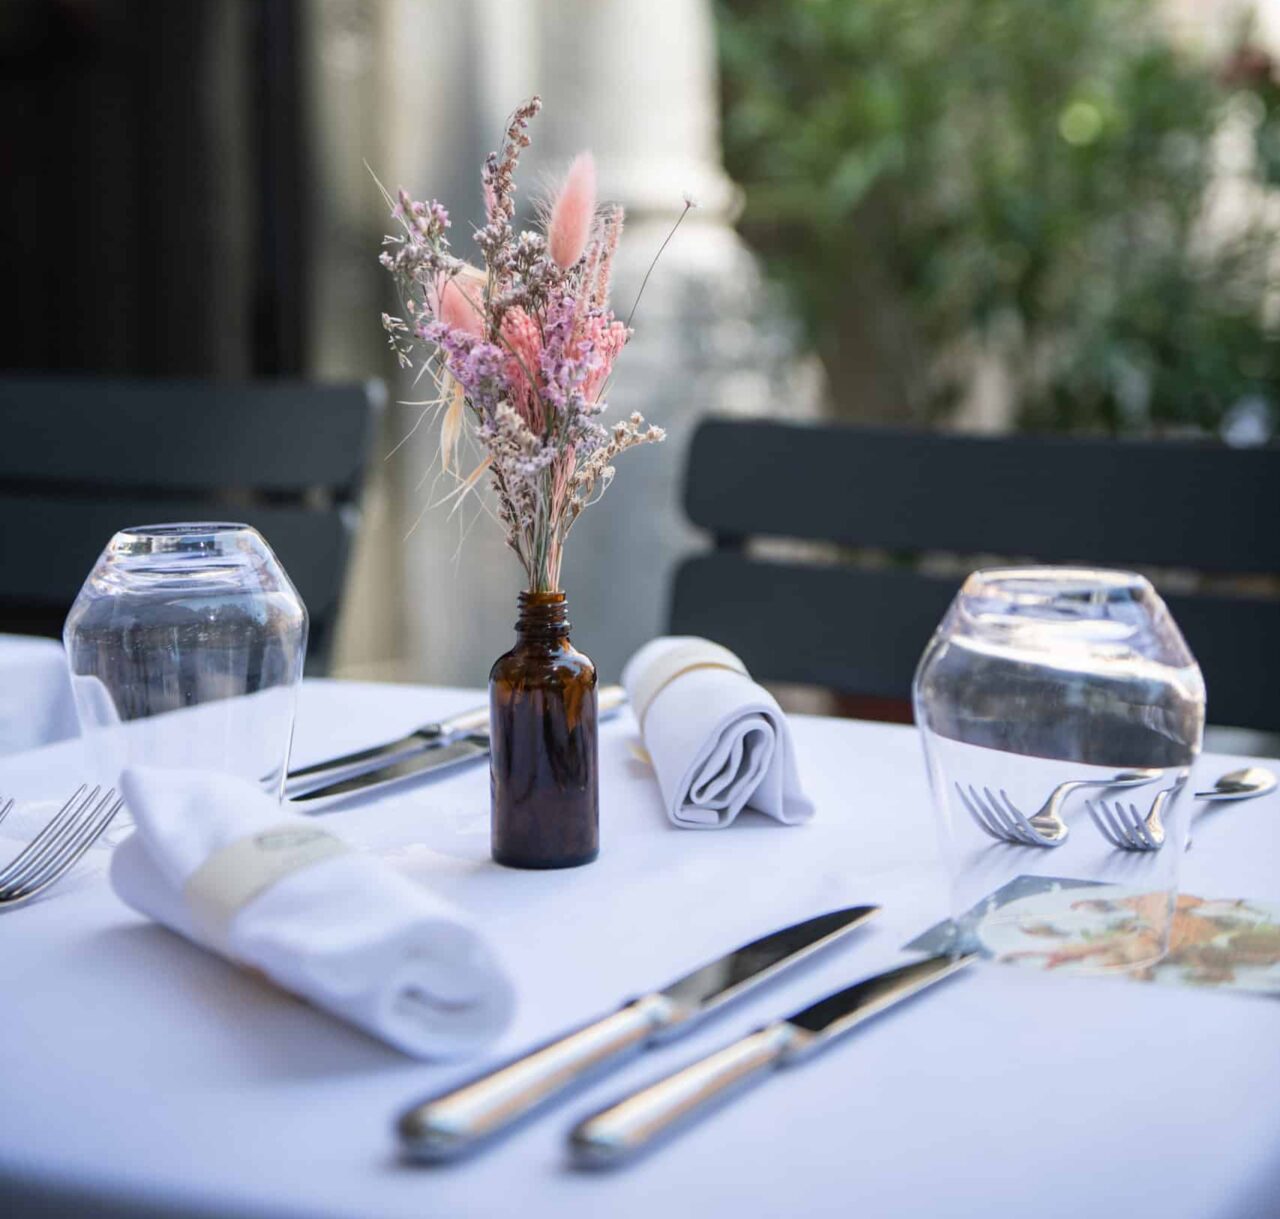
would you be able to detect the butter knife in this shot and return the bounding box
[286,684,627,804]
[569,952,976,1167]
[397,904,881,1161]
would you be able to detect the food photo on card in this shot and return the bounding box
[906,875,1280,993]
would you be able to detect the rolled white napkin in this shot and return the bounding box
[621,637,815,829]
[110,767,515,1060]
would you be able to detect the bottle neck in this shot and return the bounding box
[516,591,570,643]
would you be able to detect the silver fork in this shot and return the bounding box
[0,785,124,908]
[956,770,1162,847]
[1086,785,1176,851]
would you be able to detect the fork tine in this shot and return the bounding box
[1099,797,1148,850]
[1104,799,1142,849]
[9,792,104,893]
[994,788,1042,846]
[1,790,120,903]
[1107,800,1145,850]
[983,783,1024,845]
[954,783,991,836]
[1086,798,1123,847]
[968,784,1015,842]
[974,785,1022,842]
[54,794,125,875]
[0,797,14,830]
[1124,801,1157,850]
[981,786,1033,845]
[5,786,101,883]
[0,785,90,887]
[25,793,121,893]
[956,783,1005,841]
[0,786,99,890]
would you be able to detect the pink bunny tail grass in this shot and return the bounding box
[434,269,485,338]
[547,153,597,270]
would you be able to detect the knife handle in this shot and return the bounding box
[569,1022,802,1168]
[433,704,493,740]
[398,992,672,1161]
[433,685,625,743]
[597,683,627,717]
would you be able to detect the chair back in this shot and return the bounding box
[0,377,383,669]
[671,418,1280,730]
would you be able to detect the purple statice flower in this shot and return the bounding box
[426,323,513,420]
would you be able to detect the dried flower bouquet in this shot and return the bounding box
[378,96,676,593]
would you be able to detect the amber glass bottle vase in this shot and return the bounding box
[489,591,599,869]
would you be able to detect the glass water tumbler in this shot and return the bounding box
[913,568,1205,975]
[64,523,308,799]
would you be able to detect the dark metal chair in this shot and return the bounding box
[0,377,384,671]
[670,418,1280,731]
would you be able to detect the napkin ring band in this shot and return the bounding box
[630,639,750,729]
[184,824,350,953]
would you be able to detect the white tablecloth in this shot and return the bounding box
[1,679,1278,1219]
[0,633,77,756]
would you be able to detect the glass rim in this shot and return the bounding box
[960,566,1154,601]
[947,565,1175,653]
[119,522,252,538]
[105,522,270,565]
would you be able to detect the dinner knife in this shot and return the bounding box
[396,904,881,1161]
[287,705,494,782]
[285,684,627,804]
[568,952,976,1167]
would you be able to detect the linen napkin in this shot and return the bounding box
[621,636,815,829]
[110,767,514,1059]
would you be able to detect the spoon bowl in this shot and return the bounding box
[1194,767,1277,802]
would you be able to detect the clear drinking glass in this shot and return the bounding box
[64,523,308,800]
[913,567,1205,975]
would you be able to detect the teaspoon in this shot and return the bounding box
[1193,767,1277,802]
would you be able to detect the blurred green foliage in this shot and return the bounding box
[717,0,1280,434]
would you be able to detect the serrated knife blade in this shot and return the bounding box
[397,904,880,1161]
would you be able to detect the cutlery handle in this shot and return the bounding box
[597,683,627,716]
[398,993,671,1161]
[569,1022,799,1168]
[434,686,624,743]
[433,705,493,740]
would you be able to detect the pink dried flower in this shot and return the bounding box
[375,96,683,594]
[579,313,629,402]
[547,153,596,270]
[500,307,543,428]
[434,268,485,338]
[590,205,623,309]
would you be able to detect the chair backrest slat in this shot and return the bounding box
[0,494,350,624]
[672,418,1280,730]
[673,553,1280,732]
[684,420,1280,574]
[0,378,382,668]
[0,378,379,494]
